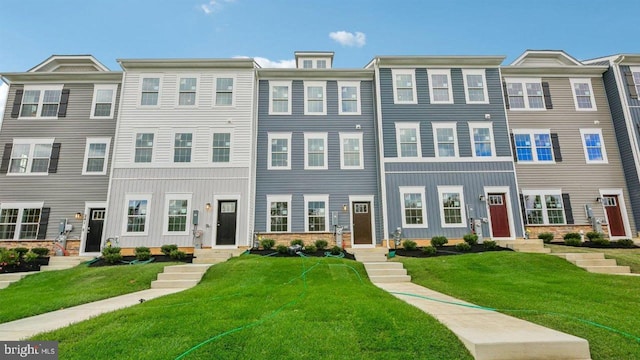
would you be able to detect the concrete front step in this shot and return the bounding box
[41,265,78,272]
[157,272,204,280]
[366,268,408,277]
[554,253,605,260]
[151,264,213,289]
[163,264,211,273]
[574,259,617,267]
[355,255,387,263]
[369,274,411,283]
[192,249,238,264]
[151,279,199,289]
[0,273,28,281]
[584,265,631,274]
[364,262,405,270]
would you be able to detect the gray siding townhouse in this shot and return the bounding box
[102,59,258,251]
[0,55,121,255]
[368,56,523,244]
[503,51,635,240]
[254,52,383,247]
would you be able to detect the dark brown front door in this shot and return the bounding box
[603,195,625,237]
[85,208,105,252]
[216,200,237,245]
[352,201,372,245]
[488,194,510,238]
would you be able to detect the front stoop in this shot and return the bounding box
[151,264,212,289]
[0,273,28,289]
[192,249,243,264]
[502,239,551,254]
[40,256,94,272]
[551,253,631,274]
[351,248,411,283]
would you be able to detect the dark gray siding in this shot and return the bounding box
[385,161,514,172]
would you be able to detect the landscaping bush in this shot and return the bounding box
[586,231,604,241]
[31,247,49,257]
[483,240,498,250]
[23,251,39,263]
[260,238,275,250]
[0,249,20,266]
[290,239,304,247]
[314,239,328,250]
[564,238,582,247]
[463,233,478,246]
[276,245,288,254]
[169,250,186,260]
[455,242,471,252]
[591,237,610,246]
[12,247,29,258]
[135,247,151,261]
[161,244,178,256]
[330,246,342,255]
[616,238,636,248]
[102,247,122,264]
[402,240,417,250]
[564,232,581,241]
[430,236,448,247]
[304,245,317,253]
[537,232,554,244]
[421,246,437,256]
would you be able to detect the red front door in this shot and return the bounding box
[488,194,510,238]
[352,202,372,245]
[603,195,625,237]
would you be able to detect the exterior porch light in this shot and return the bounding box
[75,212,84,220]
[342,204,348,212]
[205,202,212,211]
[479,195,486,201]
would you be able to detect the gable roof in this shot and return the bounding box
[28,55,111,72]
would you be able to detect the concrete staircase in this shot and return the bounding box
[192,248,243,264]
[350,248,411,283]
[40,256,94,272]
[151,264,213,289]
[502,239,551,254]
[551,252,631,274]
[0,273,28,289]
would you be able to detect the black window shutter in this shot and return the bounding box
[542,82,553,109]
[510,133,517,161]
[519,194,527,225]
[48,143,61,173]
[11,89,23,118]
[624,70,638,99]
[562,193,574,224]
[37,207,51,240]
[58,89,70,117]
[502,82,510,109]
[0,143,12,174]
[550,133,562,162]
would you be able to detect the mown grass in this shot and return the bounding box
[547,243,640,273]
[31,256,472,360]
[0,262,174,323]
[398,252,640,360]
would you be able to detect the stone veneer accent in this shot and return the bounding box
[0,240,80,256]
[525,225,611,242]
[256,232,352,248]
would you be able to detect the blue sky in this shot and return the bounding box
[1,0,640,112]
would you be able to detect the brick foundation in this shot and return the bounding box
[525,225,610,242]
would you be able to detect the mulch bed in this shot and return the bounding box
[391,244,513,258]
[0,257,49,273]
[548,241,639,249]
[88,254,194,267]
[247,249,356,260]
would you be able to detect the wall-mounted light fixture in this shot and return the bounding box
[355,124,361,129]
[75,212,84,220]
[484,114,491,120]
[596,197,602,203]
[479,195,486,201]
[205,202,212,211]
[342,204,348,212]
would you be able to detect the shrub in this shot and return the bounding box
[483,240,498,250]
[455,242,471,252]
[463,233,478,246]
[161,244,178,256]
[169,250,186,260]
[304,245,317,253]
[616,238,635,248]
[276,244,288,254]
[402,240,417,251]
[430,236,448,247]
[12,247,29,258]
[330,246,342,255]
[563,232,581,241]
[135,247,151,261]
[23,251,39,263]
[537,232,554,244]
[564,238,582,247]
[0,249,20,266]
[591,237,610,247]
[314,239,328,250]
[290,239,304,247]
[260,238,275,250]
[421,246,437,256]
[102,247,121,255]
[31,247,50,257]
[586,231,604,241]
[102,247,122,264]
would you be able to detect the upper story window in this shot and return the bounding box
[339,132,364,170]
[438,186,467,228]
[303,60,313,68]
[512,130,554,163]
[304,81,326,115]
[20,85,63,118]
[433,123,458,158]
[173,133,193,163]
[631,67,640,96]
[579,128,608,164]
[338,81,361,115]
[570,78,597,111]
[505,78,545,110]
[7,138,55,175]
[215,78,234,106]
[269,81,292,115]
[391,69,417,104]
[134,133,154,163]
[212,132,231,163]
[0,202,44,240]
[268,133,292,170]
[317,60,327,69]
[462,69,489,104]
[395,122,421,158]
[90,84,118,119]
[178,77,197,106]
[428,69,453,104]
[400,186,427,228]
[140,77,161,106]
[469,122,495,157]
[82,137,111,175]
[304,132,328,170]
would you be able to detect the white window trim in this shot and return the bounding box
[19,84,64,119]
[176,74,200,108]
[462,69,489,104]
[82,137,111,175]
[267,132,292,170]
[579,128,608,164]
[304,194,330,232]
[504,78,546,111]
[213,76,236,107]
[162,193,192,236]
[0,202,44,240]
[339,132,364,170]
[521,189,565,225]
[90,84,118,119]
[303,132,328,170]
[266,194,292,233]
[570,78,597,111]
[432,122,459,158]
[122,194,152,236]
[304,81,327,115]
[7,138,55,176]
[338,81,361,115]
[511,128,555,163]
[172,131,194,164]
[395,122,422,158]
[138,74,163,108]
[391,69,418,104]
[428,69,454,104]
[469,122,496,158]
[269,80,292,115]
[211,128,234,165]
[399,186,428,229]
[437,185,467,228]
[132,130,156,164]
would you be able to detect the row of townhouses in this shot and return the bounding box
[1,50,639,255]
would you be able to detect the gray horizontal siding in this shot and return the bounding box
[385,160,514,173]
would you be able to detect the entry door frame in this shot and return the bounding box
[349,195,376,248]
[79,201,107,256]
[599,188,631,239]
[483,186,516,240]
[211,194,240,248]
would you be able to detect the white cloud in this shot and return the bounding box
[200,0,236,15]
[234,56,296,68]
[329,31,366,47]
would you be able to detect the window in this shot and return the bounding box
[8,138,54,175]
[178,77,197,106]
[215,78,234,106]
[82,137,111,175]
[339,133,364,169]
[304,133,327,170]
[90,84,118,119]
[580,128,608,163]
[317,60,327,69]
[267,195,291,232]
[462,69,489,104]
[395,122,421,158]
[522,190,565,225]
[505,79,545,110]
[338,81,361,115]
[268,133,292,170]
[469,122,495,157]
[0,203,43,240]
[391,69,417,104]
[173,133,193,163]
[512,130,554,163]
[433,123,458,158]
[304,81,326,115]
[570,78,597,111]
[134,133,154,163]
[140,77,161,106]
[400,187,427,228]
[164,194,191,235]
[212,132,231,163]
[123,194,151,235]
[632,68,640,96]
[428,69,453,104]
[269,81,292,115]
[438,186,467,227]
[20,85,63,118]
[302,60,313,68]
[305,195,329,232]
